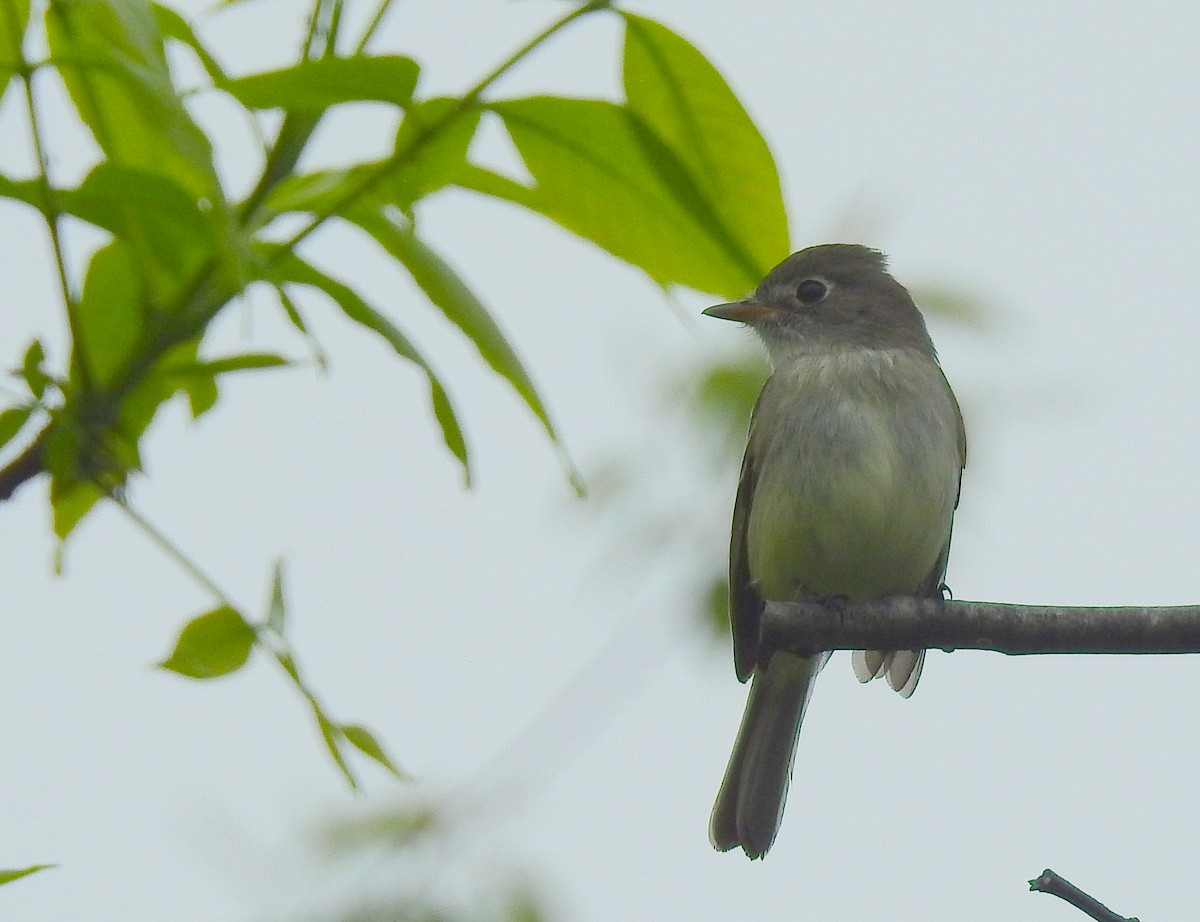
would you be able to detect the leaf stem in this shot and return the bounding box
[273,0,613,259]
[354,0,396,54]
[18,58,85,387]
[112,494,234,608]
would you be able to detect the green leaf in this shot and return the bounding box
[315,712,358,789]
[349,212,559,446]
[272,251,470,481]
[50,477,102,542]
[264,99,482,219]
[621,14,788,282]
[466,97,759,298]
[159,605,256,679]
[151,2,225,84]
[20,338,49,398]
[0,171,41,210]
[388,96,482,207]
[342,723,407,779]
[0,405,32,450]
[63,162,215,291]
[75,241,146,387]
[0,864,56,887]
[0,0,31,100]
[45,0,220,200]
[222,55,419,112]
[265,559,286,634]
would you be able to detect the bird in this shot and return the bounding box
[704,244,966,859]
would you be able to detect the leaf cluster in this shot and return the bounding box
[0,0,789,863]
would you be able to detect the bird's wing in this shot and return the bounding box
[730,395,766,683]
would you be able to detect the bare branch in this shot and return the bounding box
[1029,869,1139,922]
[0,429,47,501]
[761,596,1200,656]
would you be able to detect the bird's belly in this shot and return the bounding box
[747,395,958,602]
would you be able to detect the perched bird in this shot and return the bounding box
[704,244,966,859]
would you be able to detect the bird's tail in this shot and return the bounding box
[709,650,824,859]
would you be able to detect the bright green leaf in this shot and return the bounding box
[182,373,217,418]
[342,723,407,779]
[63,162,215,290]
[151,2,225,84]
[159,605,256,679]
[0,405,32,450]
[621,14,788,280]
[315,712,358,789]
[45,0,219,199]
[20,338,49,398]
[75,241,145,387]
[0,0,31,100]
[49,477,102,542]
[222,55,419,112]
[166,352,290,378]
[0,864,56,887]
[0,171,41,211]
[350,212,557,444]
[389,96,482,207]
[272,251,470,481]
[465,97,758,298]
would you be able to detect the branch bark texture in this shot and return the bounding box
[762,596,1200,656]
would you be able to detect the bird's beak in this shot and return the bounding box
[702,300,776,323]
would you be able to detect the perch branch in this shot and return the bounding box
[761,596,1200,655]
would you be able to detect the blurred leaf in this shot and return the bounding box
[266,559,286,634]
[322,805,438,853]
[20,339,49,398]
[45,0,220,200]
[181,370,218,418]
[463,97,759,298]
[703,575,730,640]
[159,605,256,679]
[506,885,548,922]
[151,2,225,84]
[0,405,32,450]
[63,162,215,290]
[0,0,31,99]
[316,713,359,789]
[222,55,419,112]
[621,14,788,280]
[692,354,769,436]
[0,171,41,210]
[350,211,556,444]
[0,864,55,887]
[273,251,470,482]
[75,241,145,387]
[911,285,991,327]
[389,96,482,207]
[264,99,482,220]
[168,352,290,377]
[49,476,102,542]
[342,723,407,779]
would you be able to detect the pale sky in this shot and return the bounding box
[2,1,1200,920]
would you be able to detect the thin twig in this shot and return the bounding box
[112,495,234,608]
[1029,869,1139,922]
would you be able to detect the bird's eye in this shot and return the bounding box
[796,279,828,304]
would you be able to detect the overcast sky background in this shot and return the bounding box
[3,1,1200,920]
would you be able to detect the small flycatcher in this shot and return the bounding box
[705,244,966,859]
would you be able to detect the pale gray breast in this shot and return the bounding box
[746,348,962,600]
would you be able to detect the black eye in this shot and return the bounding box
[796,278,828,304]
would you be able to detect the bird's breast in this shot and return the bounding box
[746,349,961,601]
